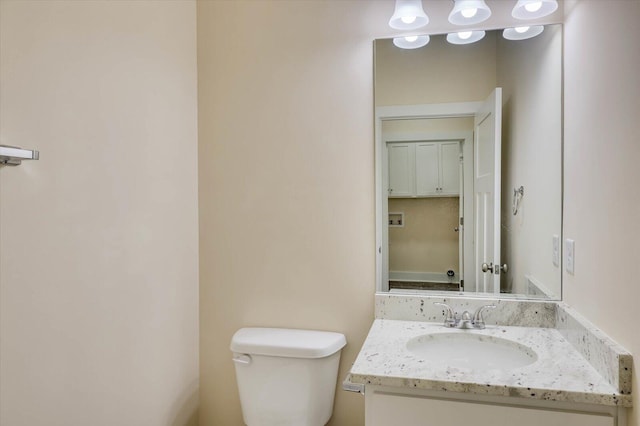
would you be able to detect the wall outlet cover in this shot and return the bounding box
[565,238,575,274]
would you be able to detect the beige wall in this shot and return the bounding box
[497,25,563,296]
[0,1,199,425]
[382,117,475,134]
[7,0,624,425]
[197,1,564,424]
[388,197,459,274]
[562,1,640,425]
[375,33,497,106]
[196,1,390,424]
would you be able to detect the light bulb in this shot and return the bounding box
[458,31,473,40]
[389,0,429,30]
[393,35,430,49]
[461,7,478,18]
[503,25,544,40]
[512,0,557,20]
[524,1,543,12]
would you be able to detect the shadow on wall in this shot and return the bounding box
[169,380,199,426]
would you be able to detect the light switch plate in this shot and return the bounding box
[565,238,575,274]
[552,235,560,267]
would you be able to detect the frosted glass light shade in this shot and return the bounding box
[512,0,558,19]
[393,35,430,49]
[448,0,491,25]
[389,0,429,30]
[446,30,486,45]
[503,25,544,40]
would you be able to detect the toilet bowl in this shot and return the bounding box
[231,327,347,426]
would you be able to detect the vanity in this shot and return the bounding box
[358,18,633,426]
[347,294,632,426]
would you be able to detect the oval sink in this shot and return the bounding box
[406,332,537,371]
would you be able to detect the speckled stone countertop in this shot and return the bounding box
[348,295,632,407]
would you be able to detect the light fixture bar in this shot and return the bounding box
[0,145,40,166]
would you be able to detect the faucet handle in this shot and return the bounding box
[434,302,458,327]
[473,304,497,329]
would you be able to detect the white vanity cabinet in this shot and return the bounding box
[366,387,618,426]
[387,141,460,197]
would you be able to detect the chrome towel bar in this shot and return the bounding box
[0,145,39,166]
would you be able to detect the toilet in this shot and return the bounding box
[230,327,347,426]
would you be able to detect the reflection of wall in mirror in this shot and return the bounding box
[388,197,459,275]
[375,32,497,106]
[497,25,562,297]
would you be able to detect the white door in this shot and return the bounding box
[458,151,464,289]
[474,88,502,294]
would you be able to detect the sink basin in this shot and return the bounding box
[406,332,538,371]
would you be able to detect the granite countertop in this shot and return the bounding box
[349,318,632,407]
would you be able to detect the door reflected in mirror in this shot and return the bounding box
[375,25,562,300]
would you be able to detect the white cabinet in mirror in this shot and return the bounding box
[388,140,460,197]
[375,25,563,300]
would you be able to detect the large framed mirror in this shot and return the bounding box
[375,25,562,300]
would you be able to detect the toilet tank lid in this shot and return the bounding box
[230,327,346,359]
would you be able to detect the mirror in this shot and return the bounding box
[375,25,562,300]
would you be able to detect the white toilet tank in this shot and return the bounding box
[230,327,347,426]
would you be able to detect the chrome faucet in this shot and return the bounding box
[434,302,496,329]
[433,302,457,327]
[472,304,497,329]
[458,310,474,329]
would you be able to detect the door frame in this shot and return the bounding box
[376,101,482,293]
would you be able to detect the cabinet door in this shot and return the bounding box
[387,143,414,197]
[415,142,439,196]
[366,392,614,426]
[439,141,461,195]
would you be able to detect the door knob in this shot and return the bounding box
[481,262,494,273]
[500,263,508,273]
[454,227,459,232]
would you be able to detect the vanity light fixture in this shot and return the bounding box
[446,30,486,45]
[389,0,429,30]
[448,0,491,26]
[393,35,430,49]
[503,25,544,40]
[512,0,558,20]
